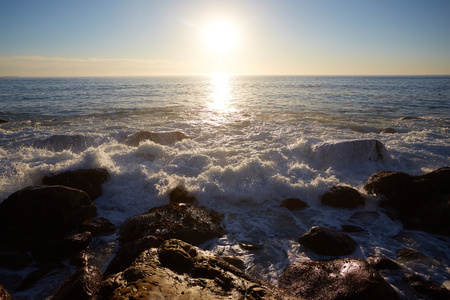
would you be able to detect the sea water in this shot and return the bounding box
[0,75,449,299]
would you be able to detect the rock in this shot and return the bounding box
[32,134,95,152]
[124,131,189,147]
[341,224,367,233]
[104,235,163,276]
[52,265,103,300]
[396,248,429,261]
[380,127,397,134]
[280,198,308,211]
[367,256,401,271]
[0,185,97,247]
[43,168,110,201]
[238,241,264,251]
[169,186,196,204]
[0,284,13,300]
[118,203,225,246]
[98,239,297,299]
[405,273,450,300]
[0,250,33,270]
[363,167,450,235]
[0,119,8,124]
[279,257,399,300]
[298,226,358,256]
[31,232,92,262]
[221,256,245,270]
[321,186,365,208]
[79,217,116,236]
[15,263,64,292]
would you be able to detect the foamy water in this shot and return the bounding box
[1,75,449,299]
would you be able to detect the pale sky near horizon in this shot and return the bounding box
[1,0,449,77]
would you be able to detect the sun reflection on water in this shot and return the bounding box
[209,73,234,112]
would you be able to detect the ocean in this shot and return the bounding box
[0,75,449,299]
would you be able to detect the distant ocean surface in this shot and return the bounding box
[1,75,449,298]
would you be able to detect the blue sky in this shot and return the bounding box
[1,0,449,76]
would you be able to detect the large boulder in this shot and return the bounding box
[298,226,358,256]
[0,185,97,247]
[363,167,450,235]
[52,265,103,300]
[279,257,399,300]
[43,168,110,201]
[98,239,298,299]
[118,203,225,246]
[123,131,189,147]
[321,186,365,208]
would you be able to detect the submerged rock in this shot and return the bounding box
[119,203,225,246]
[280,197,308,211]
[32,134,95,152]
[43,168,110,201]
[52,265,103,300]
[279,257,399,300]
[123,131,189,147]
[380,127,397,134]
[320,185,365,208]
[0,185,97,247]
[364,167,450,235]
[98,239,297,299]
[298,226,358,256]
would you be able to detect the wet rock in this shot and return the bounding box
[0,119,8,124]
[104,235,163,276]
[321,185,365,208]
[32,134,95,152]
[221,256,245,270]
[238,241,264,251]
[79,217,116,236]
[169,186,196,204]
[341,224,367,233]
[363,167,450,235]
[380,127,397,134]
[280,197,308,211]
[298,226,358,256]
[98,239,297,299]
[367,256,401,271]
[31,232,92,262]
[43,168,110,201]
[0,250,33,270]
[52,265,103,300]
[0,185,97,247]
[406,273,450,300]
[69,249,89,268]
[0,284,12,300]
[15,263,64,292]
[119,203,225,246]
[396,248,429,261]
[124,131,189,147]
[279,257,399,300]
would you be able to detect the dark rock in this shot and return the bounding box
[69,249,89,268]
[169,186,196,204]
[118,203,225,246]
[298,226,358,256]
[15,263,64,292]
[221,256,245,270]
[0,185,97,247]
[124,131,189,147]
[0,119,8,124]
[380,127,397,134]
[279,257,399,300]
[238,241,264,251]
[0,284,13,300]
[52,265,103,300]
[280,198,308,211]
[406,274,450,300]
[104,235,163,276]
[396,248,429,261]
[0,250,33,270]
[79,217,116,236]
[43,168,109,200]
[363,167,450,235]
[31,232,92,262]
[321,186,365,208]
[367,256,401,271]
[32,134,94,152]
[341,224,366,233]
[98,239,296,299]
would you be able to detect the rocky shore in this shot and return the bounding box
[0,161,449,299]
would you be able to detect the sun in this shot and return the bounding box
[204,21,238,54]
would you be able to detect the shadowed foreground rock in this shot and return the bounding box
[0,284,13,300]
[98,239,299,299]
[124,131,189,146]
[52,265,103,300]
[279,257,399,300]
[364,167,450,235]
[321,186,365,208]
[298,226,358,256]
[119,203,225,245]
[43,168,110,200]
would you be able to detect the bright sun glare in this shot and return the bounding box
[204,21,238,54]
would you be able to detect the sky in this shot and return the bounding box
[1,0,449,77]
